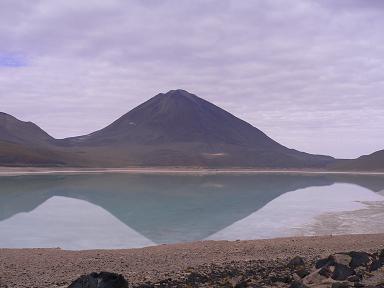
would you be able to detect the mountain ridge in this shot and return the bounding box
[0,89,380,169]
[330,150,384,172]
[57,89,334,168]
[0,112,54,146]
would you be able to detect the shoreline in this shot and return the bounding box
[0,166,384,176]
[1,234,384,287]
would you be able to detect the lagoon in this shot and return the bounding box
[0,173,383,249]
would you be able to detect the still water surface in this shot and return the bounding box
[0,173,383,249]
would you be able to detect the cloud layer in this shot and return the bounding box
[1,0,383,158]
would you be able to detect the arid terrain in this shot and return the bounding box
[1,234,384,287]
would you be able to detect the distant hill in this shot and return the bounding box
[330,150,384,172]
[0,89,342,168]
[0,112,54,146]
[0,113,62,166]
[0,113,82,166]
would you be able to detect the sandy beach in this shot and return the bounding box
[1,234,384,287]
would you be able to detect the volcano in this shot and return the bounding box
[59,89,334,167]
[1,89,338,167]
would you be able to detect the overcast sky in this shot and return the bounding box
[1,0,383,158]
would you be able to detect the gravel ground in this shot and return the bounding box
[1,234,384,288]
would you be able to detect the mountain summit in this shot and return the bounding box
[61,89,334,167]
[69,89,281,148]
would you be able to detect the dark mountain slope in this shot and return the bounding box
[0,140,66,166]
[66,90,281,148]
[0,112,54,146]
[62,89,334,168]
[0,113,85,166]
[331,150,384,171]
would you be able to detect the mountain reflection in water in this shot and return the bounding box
[0,173,383,249]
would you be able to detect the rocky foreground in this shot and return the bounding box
[1,234,384,288]
[68,250,384,288]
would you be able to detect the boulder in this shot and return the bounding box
[305,250,384,287]
[68,272,128,288]
[315,257,330,269]
[379,249,384,259]
[289,256,310,278]
[289,256,306,269]
[347,251,372,269]
[331,264,354,281]
[378,249,384,267]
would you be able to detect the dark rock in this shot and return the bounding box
[348,252,371,269]
[379,249,384,258]
[319,265,333,278]
[288,256,309,280]
[370,259,382,271]
[313,251,381,284]
[331,264,355,281]
[68,272,128,288]
[296,268,310,279]
[378,249,384,267]
[289,256,306,269]
[315,257,331,269]
[186,271,209,285]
